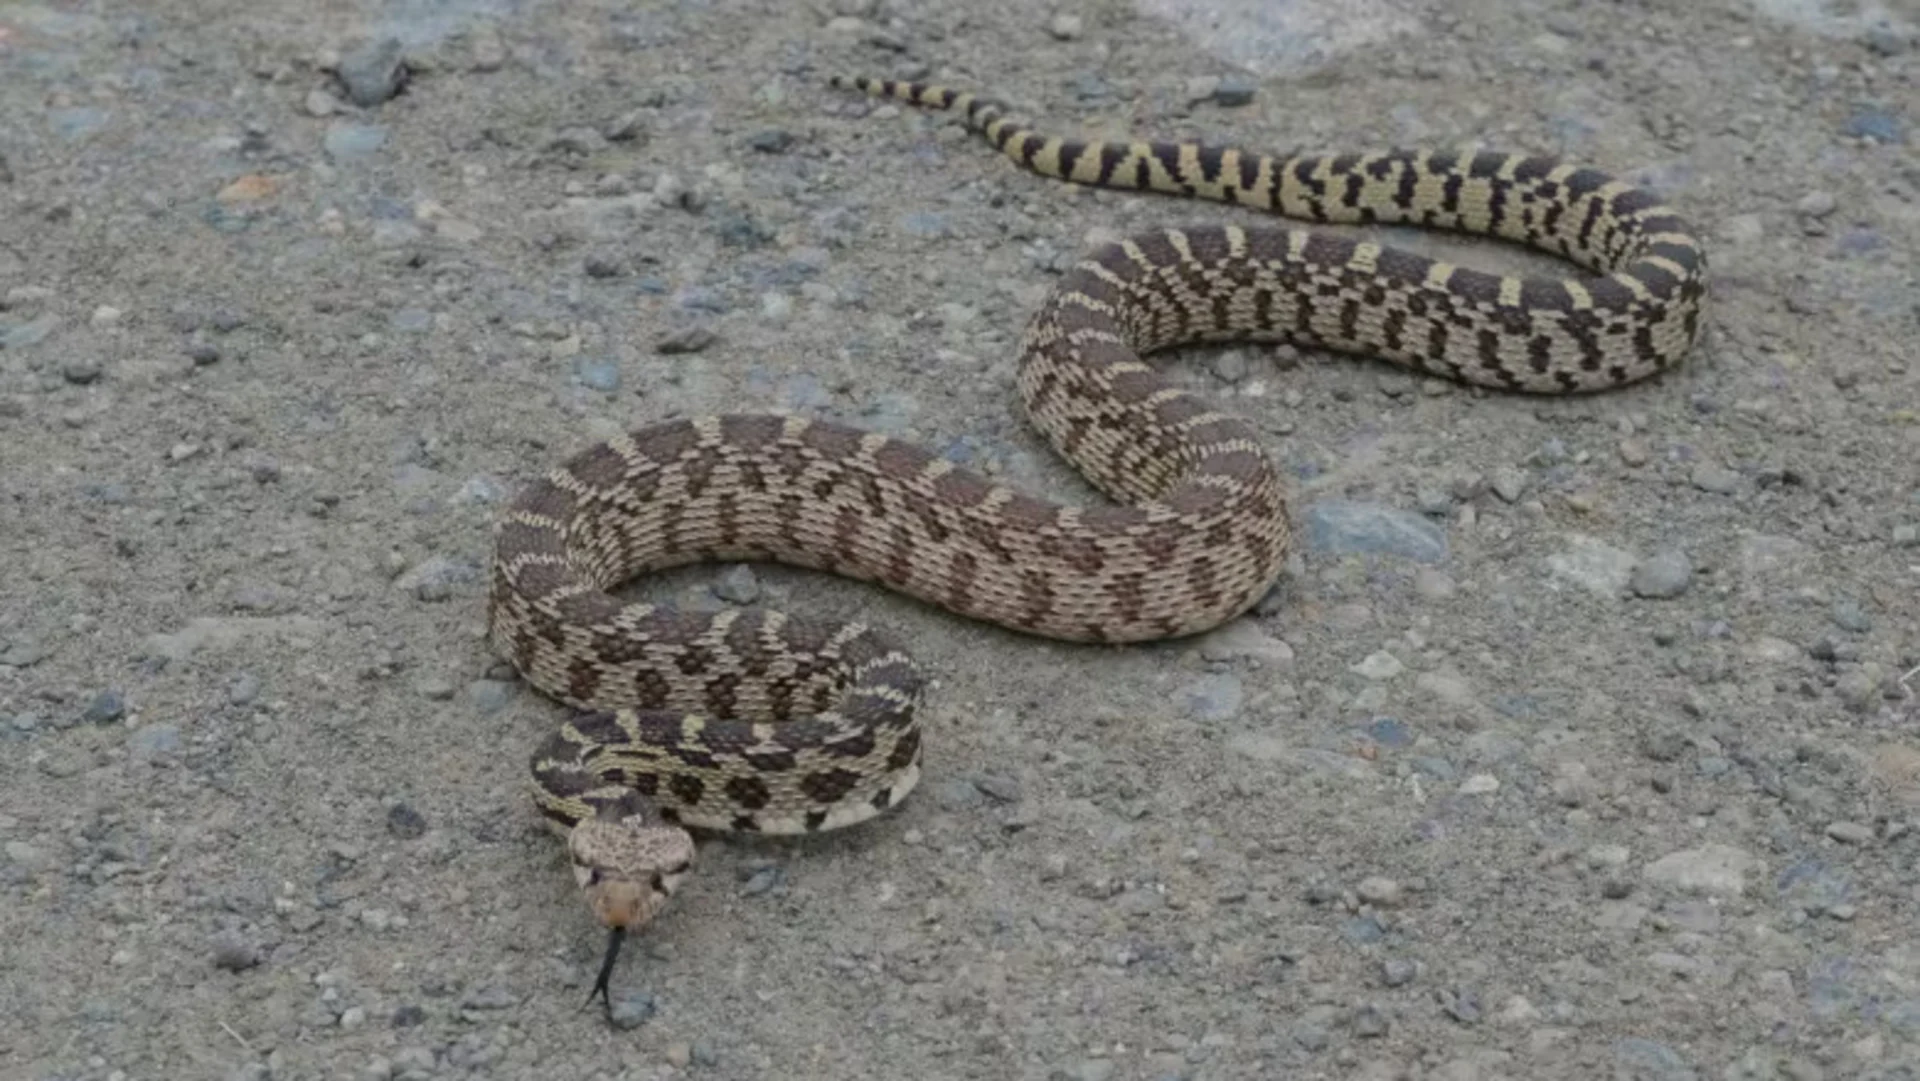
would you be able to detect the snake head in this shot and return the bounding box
[568,813,696,930]
[567,807,694,1016]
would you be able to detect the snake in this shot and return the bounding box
[485,74,1708,1011]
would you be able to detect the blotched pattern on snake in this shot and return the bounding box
[485,74,1708,1011]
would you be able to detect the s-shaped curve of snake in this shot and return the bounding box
[486,74,1708,1012]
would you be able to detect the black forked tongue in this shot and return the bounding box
[584,926,627,1019]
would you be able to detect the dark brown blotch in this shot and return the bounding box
[724,775,771,810]
[799,768,865,805]
[666,773,705,805]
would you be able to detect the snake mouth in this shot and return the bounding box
[585,925,627,1017]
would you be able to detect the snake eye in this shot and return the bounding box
[587,868,605,886]
[648,871,665,892]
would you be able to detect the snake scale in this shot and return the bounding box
[486,74,1708,1009]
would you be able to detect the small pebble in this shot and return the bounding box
[468,680,512,714]
[336,37,408,107]
[606,990,656,1030]
[1442,986,1483,1025]
[1489,468,1528,503]
[82,690,126,724]
[1176,673,1244,721]
[1356,876,1403,907]
[747,129,793,153]
[741,865,785,896]
[973,773,1022,802]
[933,778,985,811]
[1631,550,1693,598]
[898,211,951,239]
[1825,821,1872,845]
[655,326,717,354]
[1795,190,1837,219]
[210,930,261,971]
[324,123,389,160]
[1351,651,1404,681]
[573,357,621,392]
[62,358,102,384]
[714,565,761,604]
[1210,73,1257,107]
[1690,463,1742,494]
[227,672,261,705]
[386,803,428,840]
[129,723,181,758]
[1830,597,1872,633]
[1381,958,1417,986]
[1047,13,1083,40]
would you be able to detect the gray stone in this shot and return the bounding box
[741,864,785,896]
[1835,664,1885,712]
[1442,986,1482,1024]
[1830,597,1872,633]
[746,129,793,153]
[1796,190,1837,218]
[1356,876,1403,906]
[1303,500,1448,564]
[83,690,126,724]
[0,315,58,350]
[468,681,513,714]
[210,930,261,971]
[227,672,261,706]
[1631,550,1694,598]
[393,556,476,600]
[933,779,984,811]
[126,720,179,755]
[387,803,428,840]
[337,38,408,107]
[1381,958,1417,986]
[323,123,389,160]
[1489,468,1529,503]
[1176,673,1244,721]
[1210,73,1258,106]
[607,990,656,1030]
[973,773,1022,802]
[714,565,761,604]
[1612,1037,1697,1080]
[572,357,620,392]
[1643,843,1760,896]
[898,211,951,238]
[1195,619,1294,666]
[1690,463,1742,494]
[1351,651,1404,680]
[1844,107,1903,143]
[654,325,717,354]
[0,639,50,667]
[1825,820,1873,845]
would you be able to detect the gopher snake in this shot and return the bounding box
[487,74,1707,1009]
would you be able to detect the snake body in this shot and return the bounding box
[488,75,1706,965]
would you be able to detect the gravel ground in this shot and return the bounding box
[3,1,1919,1079]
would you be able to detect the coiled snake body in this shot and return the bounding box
[487,75,1707,1008]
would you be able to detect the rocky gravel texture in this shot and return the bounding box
[2,1,1918,1079]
